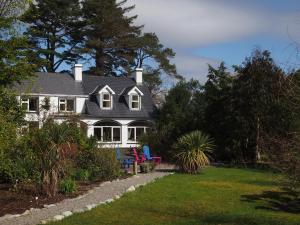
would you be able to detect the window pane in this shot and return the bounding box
[94,128,102,140]
[67,99,74,111]
[103,127,112,142]
[60,103,66,111]
[103,93,110,100]
[132,95,139,101]
[136,128,145,140]
[132,101,139,109]
[128,128,135,141]
[29,98,38,111]
[103,100,111,108]
[22,103,28,111]
[113,128,121,142]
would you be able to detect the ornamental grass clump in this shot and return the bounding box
[173,130,214,174]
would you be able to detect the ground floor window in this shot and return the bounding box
[127,121,152,142]
[94,121,121,143]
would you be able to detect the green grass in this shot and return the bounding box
[51,167,300,225]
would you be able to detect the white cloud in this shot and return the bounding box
[174,53,222,83]
[125,0,300,81]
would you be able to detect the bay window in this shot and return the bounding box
[127,121,151,142]
[94,121,121,143]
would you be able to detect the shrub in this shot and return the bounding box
[173,130,214,174]
[60,178,77,194]
[76,146,121,181]
[27,120,81,196]
[74,169,90,181]
[140,162,156,173]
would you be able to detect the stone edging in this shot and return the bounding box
[0,172,174,225]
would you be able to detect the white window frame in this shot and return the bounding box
[127,126,149,143]
[59,98,75,112]
[94,125,121,143]
[129,94,141,111]
[21,97,39,112]
[100,92,113,110]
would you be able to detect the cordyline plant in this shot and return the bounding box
[173,130,214,174]
[30,120,79,197]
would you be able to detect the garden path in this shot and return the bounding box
[0,167,174,225]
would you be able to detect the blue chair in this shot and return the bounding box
[116,148,133,168]
[143,145,152,160]
[142,145,162,164]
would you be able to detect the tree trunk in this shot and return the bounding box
[255,116,261,163]
[95,50,105,76]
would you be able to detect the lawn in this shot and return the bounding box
[51,167,300,225]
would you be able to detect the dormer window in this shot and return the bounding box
[101,93,112,109]
[94,85,115,110]
[130,94,141,110]
[126,86,144,111]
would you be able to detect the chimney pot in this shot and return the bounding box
[73,64,83,82]
[135,68,143,85]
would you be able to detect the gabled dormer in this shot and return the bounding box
[93,85,115,110]
[123,86,144,111]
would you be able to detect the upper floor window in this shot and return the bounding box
[21,97,39,112]
[101,93,112,110]
[59,98,75,112]
[130,94,141,110]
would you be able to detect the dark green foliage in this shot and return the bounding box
[134,33,179,79]
[59,178,77,194]
[152,49,297,169]
[0,3,35,87]
[202,62,234,161]
[155,80,202,158]
[81,0,141,76]
[22,0,84,72]
[74,169,90,181]
[76,147,121,181]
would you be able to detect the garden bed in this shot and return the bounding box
[0,177,130,217]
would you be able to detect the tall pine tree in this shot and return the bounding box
[22,0,84,72]
[81,0,141,76]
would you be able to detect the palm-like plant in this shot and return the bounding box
[173,130,214,174]
[31,121,78,196]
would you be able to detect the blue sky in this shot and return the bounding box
[129,0,300,83]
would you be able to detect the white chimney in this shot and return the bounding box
[135,68,143,85]
[73,64,83,82]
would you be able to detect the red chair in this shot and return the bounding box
[132,148,146,164]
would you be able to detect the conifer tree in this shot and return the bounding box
[22,0,84,72]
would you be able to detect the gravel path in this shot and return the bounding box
[0,171,172,225]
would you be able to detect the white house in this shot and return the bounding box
[15,65,156,148]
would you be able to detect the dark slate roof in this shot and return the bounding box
[15,72,84,95]
[16,72,156,119]
[82,75,156,119]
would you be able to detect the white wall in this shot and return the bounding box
[20,94,148,148]
[20,95,87,127]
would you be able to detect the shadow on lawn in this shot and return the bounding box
[241,189,300,214]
